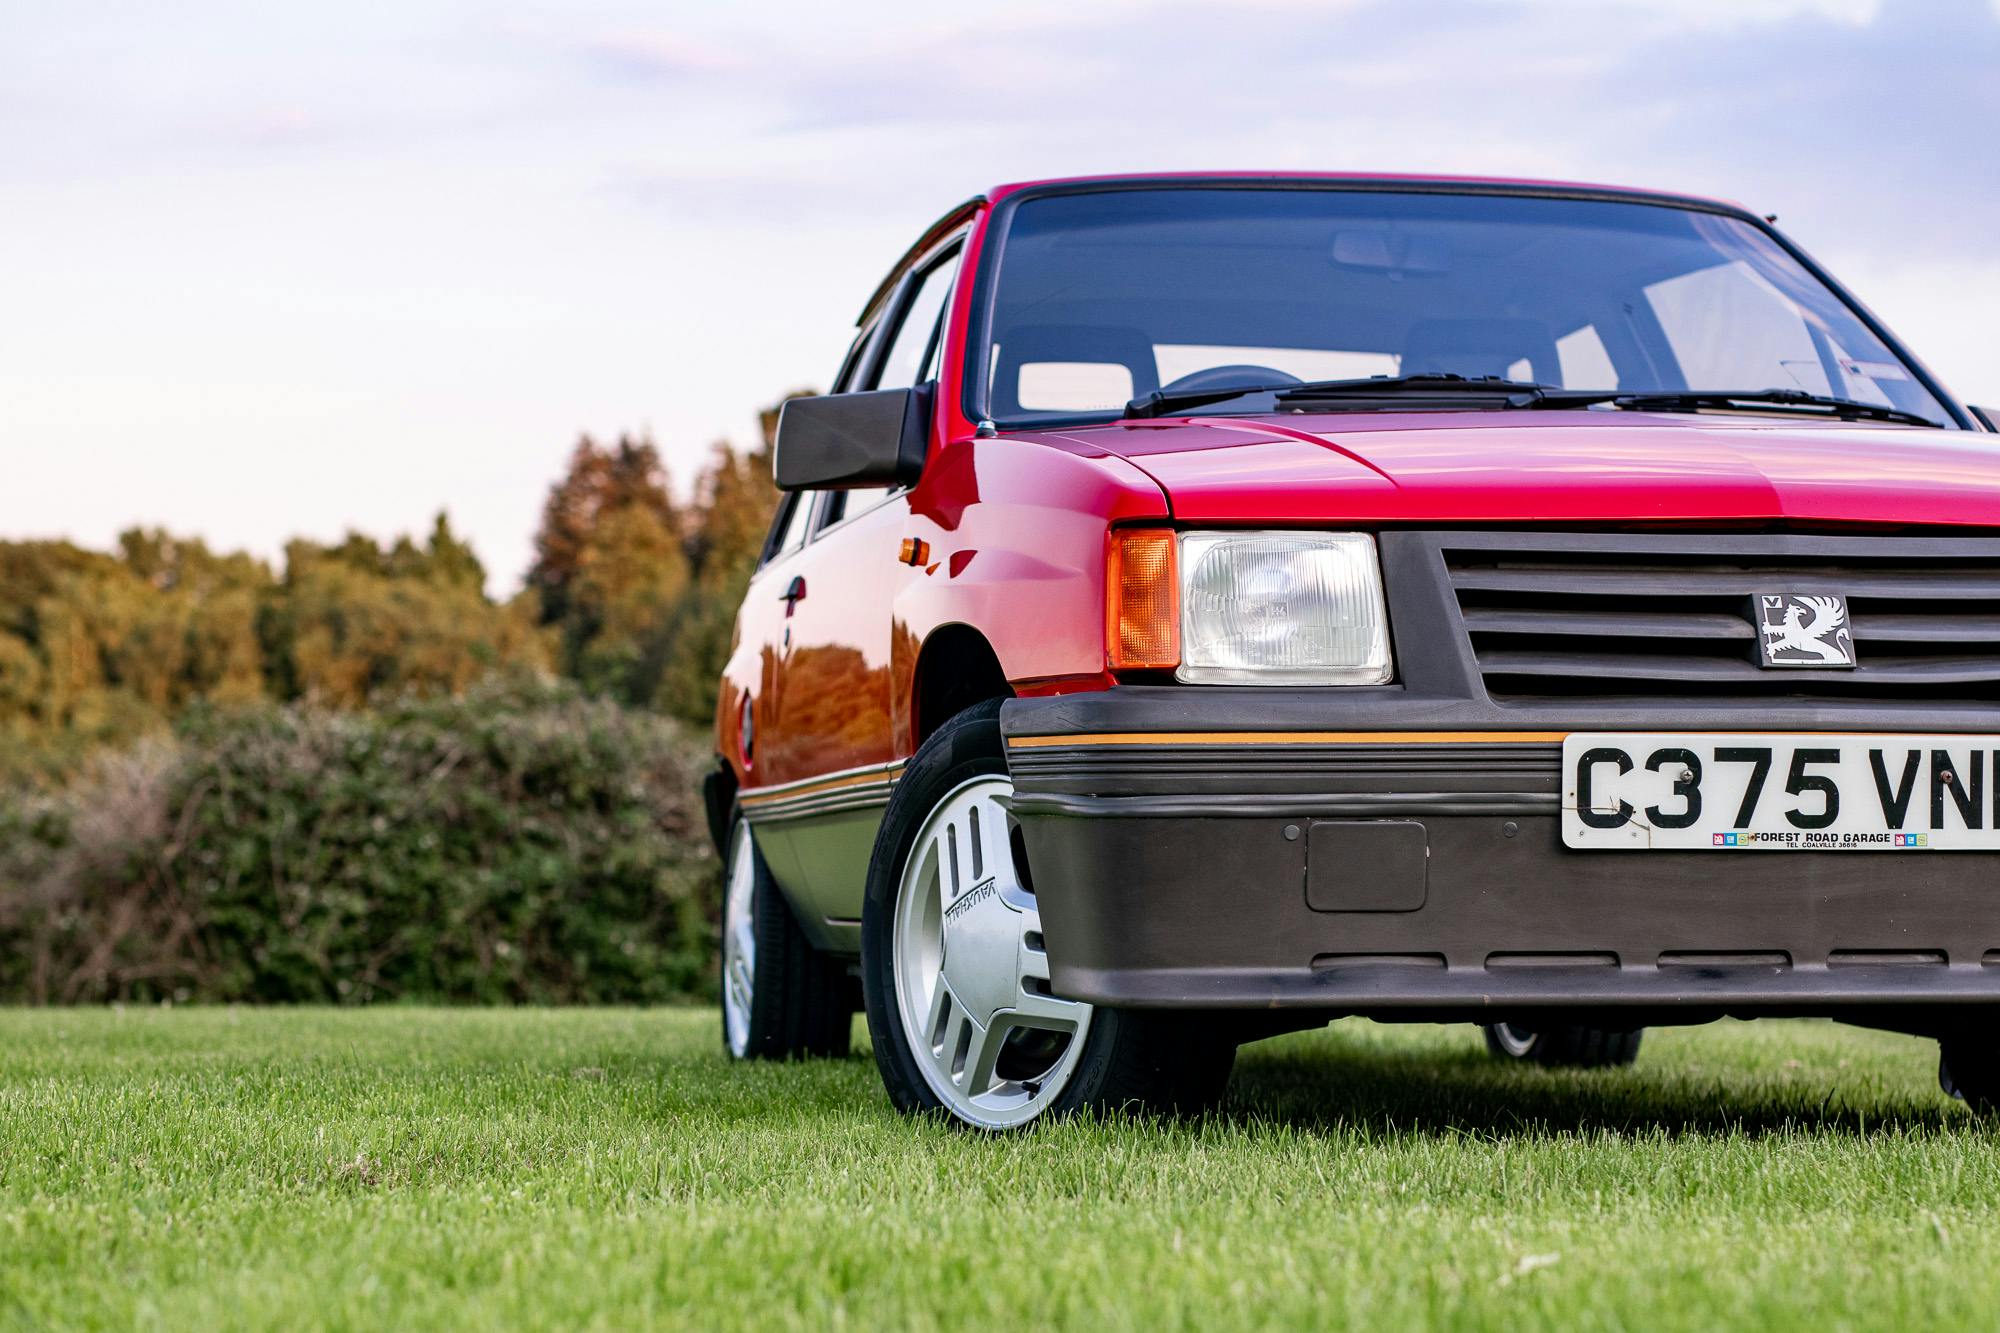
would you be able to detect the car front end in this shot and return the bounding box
[1006,523,2000,1038]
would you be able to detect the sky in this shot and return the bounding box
[3,0,1997,592]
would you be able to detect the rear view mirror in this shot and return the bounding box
[773,385,933,491]
[1972,405,1998,432]
[1330,227,1451,275]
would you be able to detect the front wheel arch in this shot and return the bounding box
[909,623,1010,750]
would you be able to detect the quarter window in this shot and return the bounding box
[765,491,814,565]
[816,486,894,532]
[873,250,962,390]
[832,326,876,394]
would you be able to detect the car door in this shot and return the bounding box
[753,242,963,942]
[734,484,818,785]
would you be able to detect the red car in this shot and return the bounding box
[706,172,2000,1130]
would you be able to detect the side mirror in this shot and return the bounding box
[1972,405,1998,433]
[773,385,933,491]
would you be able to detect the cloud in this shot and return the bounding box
[193,103,345,151]
[1504,0,1886,25]
[1597,0,2000,255]
[576,30,748,83]
[589,0,1997,261]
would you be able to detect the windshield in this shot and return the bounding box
[979,187,1949,427]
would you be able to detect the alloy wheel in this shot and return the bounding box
[1489,1022,1539,1058]
[721,821,757,1058]
[890,774,1091,1128]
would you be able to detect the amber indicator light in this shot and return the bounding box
[1107,527,1180,671]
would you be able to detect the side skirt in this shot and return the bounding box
[740,761,904,954]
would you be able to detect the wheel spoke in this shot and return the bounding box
[923,976,957,1054]
[933,832,955,912]
[967,801,987,881]
[1018,908,1049,983]
[1009,984,1079,1029]
[957,1011,1008,1094]
[1007,905,1078,1027]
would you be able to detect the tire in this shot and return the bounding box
[1939,1035,2000,1114]
[1483,1021,1644,1069]
[720,812,853,1060]
[860,699,1235,1129]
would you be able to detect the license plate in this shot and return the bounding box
[1561,733,2000,850]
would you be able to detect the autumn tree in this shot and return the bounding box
[653,390,806,722]
[527,435,681,626]
[526,392,804,725]
[0,534,272,777]
[387,513,486,591]
[650,431,786,723]
[266,515,547,708]
[524,434,693,703]
[0,390,812,780]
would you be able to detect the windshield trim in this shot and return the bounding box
[958,178,1972,433]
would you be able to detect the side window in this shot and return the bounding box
[762,491,816,567]
[819,325,894,534]
[871,249,962,390]
[832,325,876,394]
[816,484,896,533]
[812,244,960,534]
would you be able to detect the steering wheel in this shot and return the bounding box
[1154,364,1303,395]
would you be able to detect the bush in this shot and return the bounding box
[0,681,718,1004]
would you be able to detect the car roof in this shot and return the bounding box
[987,170,1748,215]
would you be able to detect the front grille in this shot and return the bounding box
[1441,533,2000,702]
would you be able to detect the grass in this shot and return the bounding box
[1,1010,1996,1331]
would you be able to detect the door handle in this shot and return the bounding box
[779,575,806,615]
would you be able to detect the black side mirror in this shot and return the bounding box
[1972,405,1999,433]
[773,385,933,491]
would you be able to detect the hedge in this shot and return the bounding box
[0,681,719,1004]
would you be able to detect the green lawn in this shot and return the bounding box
[1,1009,1995,1331]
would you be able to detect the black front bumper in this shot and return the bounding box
[1001,691,2000,1027]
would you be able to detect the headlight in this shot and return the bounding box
[1107,528,1393,685]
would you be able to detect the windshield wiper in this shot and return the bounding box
[1123,373,1551,419]
[1124,377,1944,428]
[1276,374,1556,409]
[1535,387,1942,429]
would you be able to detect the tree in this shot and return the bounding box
[385,513,486,591]
[649,439,783,724]
[570,502,690,700]
[686,439,780,596]
[523,433,697,702]
[268,529,548,709]
[646,390,809,723]
[0,390,820,777]
[527,435,680,628]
